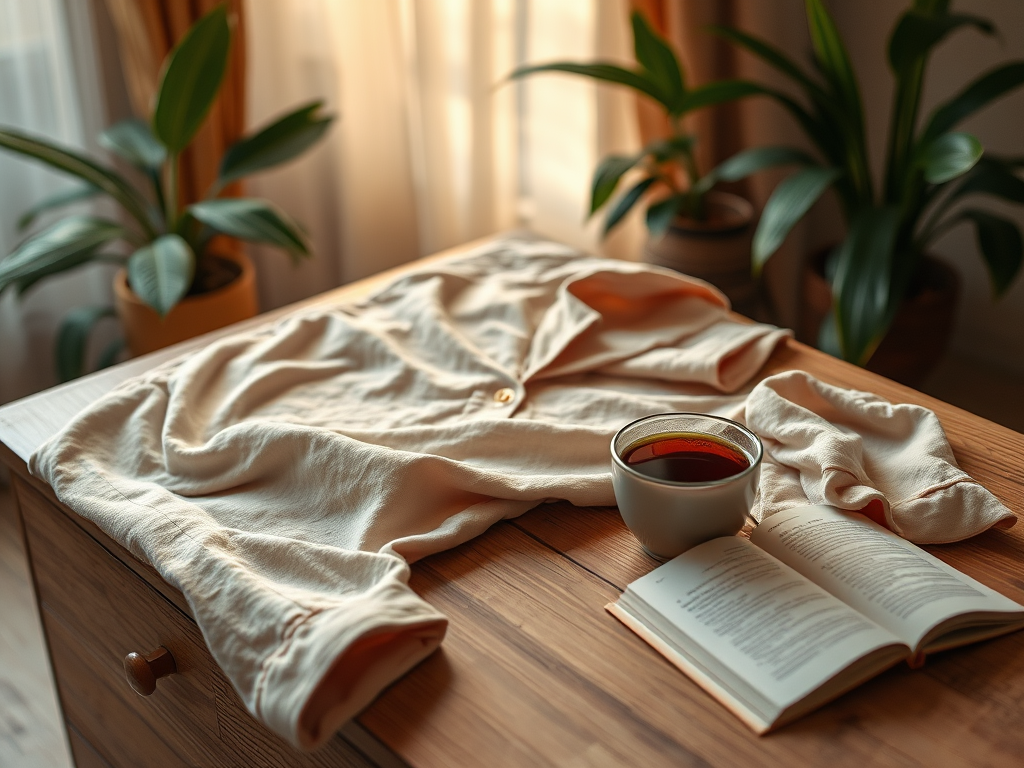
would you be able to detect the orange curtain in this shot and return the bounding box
[102,0,247,204]
[630,0,749,199]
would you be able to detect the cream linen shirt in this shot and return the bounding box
[29,237,1014,749]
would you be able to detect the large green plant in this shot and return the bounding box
[510,11,806,238]
[0,4,332,380]
[712,0,1024,365]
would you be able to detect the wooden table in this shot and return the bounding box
[3,235,1024,768]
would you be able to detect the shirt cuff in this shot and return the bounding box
[255,572,448,749]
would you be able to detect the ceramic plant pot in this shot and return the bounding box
[643,191,756,317]
[801,249,960,387]
[114,250,259,357]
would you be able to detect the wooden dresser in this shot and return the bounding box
[5,236,1024,767]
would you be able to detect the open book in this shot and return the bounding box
[607,505,1024,734]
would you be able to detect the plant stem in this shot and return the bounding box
[846,128,874,208]
[884,60,926,206]
[678,139,703,219]
[917,201,958,247]
[149,169,166,221]
[165,151,179,232]
[681,146,700,192]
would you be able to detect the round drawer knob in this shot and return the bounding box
[123,647,177,696]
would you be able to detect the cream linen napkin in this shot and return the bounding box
[744,370,1016,543]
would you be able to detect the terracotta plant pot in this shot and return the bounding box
[643,191,756,317]
[801,249,960,388]
[114,250,259,357]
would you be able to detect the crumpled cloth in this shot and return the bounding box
[744,371,1015,543]
[28,236,1014,749]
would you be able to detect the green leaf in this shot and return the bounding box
[17,185,101,231]
[153,4,231,152]
[678,80,769,115]
[708,25,827,99]
[645,195,685,238]
[831,206,902,365]
[0,216,128,295]
[919,157,1024,246]
[217,101,332,187]
[918,131,982,183]
[603,177,655,237]
[888,12,993,74]
[923,62,1024,142]
[752,87,843,168]
[711,29,852,172]
[694,146,816,197]
[805,0,865,130]
[752,166,840,271]
[958,209,1023,296]
[509,63,669,110]
[56,305,116,382]
[947,157,1024,204]
[0,128,156,235]
[804,0,869,191]
[99,119,167,170]
[127,234,195,316]
[630,11,685,113]
[590,154,641,215]
[99,119,168,218]
[188,198,309,259]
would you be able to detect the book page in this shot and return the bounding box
[751,505,1024,651]
[623,536,904,716]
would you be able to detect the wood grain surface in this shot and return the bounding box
[356,508,1024,768]
[66,726,113,768]
[3,234,1024,767]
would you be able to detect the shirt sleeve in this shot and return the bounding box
[29,378,448,750]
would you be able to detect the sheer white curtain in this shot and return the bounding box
[0,0,112,405]
[243,0,644,313]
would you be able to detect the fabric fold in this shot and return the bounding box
[264,571,448,749]
[744,370,1016,543]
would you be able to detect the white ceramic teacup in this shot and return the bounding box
[610,413,763,561]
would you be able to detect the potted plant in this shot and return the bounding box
[0,3,333,380]
[713,0,1024,383]
[510,11,806,316]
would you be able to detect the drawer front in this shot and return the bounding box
[68,723,115,768]
[17,480,388,768]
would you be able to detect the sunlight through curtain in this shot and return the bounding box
[243,0,643,311]
[0,0,112,404]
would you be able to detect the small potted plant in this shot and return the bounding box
[713,0,1024,383]
[510,11,806,316]
[0,4,333,380]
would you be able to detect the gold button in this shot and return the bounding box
[493,387,515,405]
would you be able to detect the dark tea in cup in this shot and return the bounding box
[621,432,751,483]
